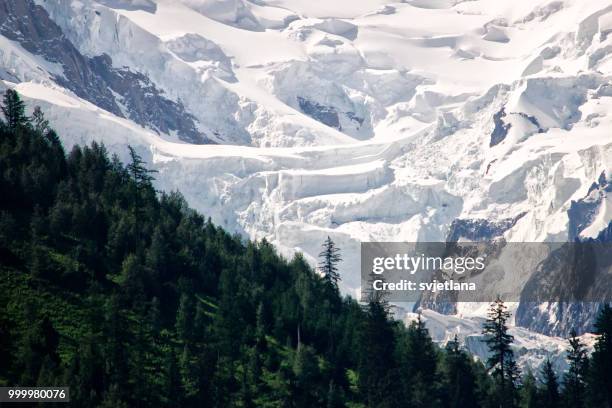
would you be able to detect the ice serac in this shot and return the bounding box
[179,0,262,31]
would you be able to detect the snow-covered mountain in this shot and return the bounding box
[1,0,611,369]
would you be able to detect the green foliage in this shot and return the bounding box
[587,304,612,408]
[318,236,342,291]
[482,297,519,408]
[357,299,400,407]
[127,145,157,187]
[441,335,481,408]
[539,359,559,408]
[32,106,50,135]
[2,89,28,130]
[562,329,588,408]
[519,370,538,408]
[401,314,441,408]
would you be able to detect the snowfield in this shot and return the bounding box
[2,0,612,371]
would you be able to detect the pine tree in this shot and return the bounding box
[363,266,392,312]
[127,145,157,187]
[539,359,559,408]
[358,298,400,407]
[292,344,321,406]
[32,106,50,135]
[239,363,256,408]
[119,254,146,304]
[318,236,342,290]
[443,335,480,408]
[326,379,344,408]
[70,334,105,407]
[99,384,129,408]
[506,359,522,407]
[562,329,588,408]
[102,295,129,389]
[175,292,196,344]
[162,350,181,407]
[520,370,539,408]
[482,297,518,408]
[588,304,612,408]
[2,89,28,130]
[404,314,440,408]
[18,312,60,386]
[178,344,199,400]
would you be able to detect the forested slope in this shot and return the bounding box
[0,90,611,408]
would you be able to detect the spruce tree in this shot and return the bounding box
[293,344,321,406]
[119,254,146,304]
[175,292,196,344]
[17,308,60,386]
[358,298,399,407]
[162,351,181,407]
[102,295,129,390]
[404,314,440,408]
[178,344,199,400]
[127,145,157,187]
[562,329,588,408]
[318,236,341,290]
[505,359,521,406]
[1,89,28,130]
[442,335,480,408]
[520,370,539,408]
[588,304,612,408]
[539,359,559,408]
[32,106,50,135]
[482,297,518,408]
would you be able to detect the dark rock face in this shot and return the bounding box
[296,96,365,133]
[297,96,341,130]
[517,112,544,133]
[446,212,526,242]
[346,111,364,127]
[0,0,120,114]
[516,222,612,336]
[89,55,206,144]
[516,302,605,337]
[568,171,611,240]
[490,107,544,147]
[515,173,611,337]
[490,107,511,146]
[0,0,210,144]
[417,213,526,314]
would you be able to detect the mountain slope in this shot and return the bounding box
[0,0,611,344]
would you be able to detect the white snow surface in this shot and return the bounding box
[3,0,612,369]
